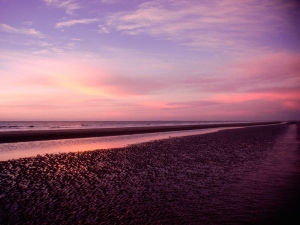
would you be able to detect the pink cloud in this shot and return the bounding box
[214,91,300,103]
[138,101,215,110]
[82,74,165,96]
[282,100,300,110]
[162,101,222,110]
[231,52,300,80]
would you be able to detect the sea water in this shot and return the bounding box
[0,121,245,132]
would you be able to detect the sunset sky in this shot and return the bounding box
[1,0,300,121]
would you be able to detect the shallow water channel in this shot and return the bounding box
[0,127,239,161]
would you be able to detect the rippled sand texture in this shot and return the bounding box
[1,124,299,224]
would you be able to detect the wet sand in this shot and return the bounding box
[0,121,281,143]
[1,124,299,224]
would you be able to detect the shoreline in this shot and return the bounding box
[0,121,281,143]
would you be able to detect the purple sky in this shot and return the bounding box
[1,0,300,121]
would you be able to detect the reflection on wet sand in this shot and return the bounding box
[0,127,232,161]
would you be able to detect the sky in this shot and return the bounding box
[0,0,300,121]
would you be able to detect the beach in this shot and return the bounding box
[0,123,299,224]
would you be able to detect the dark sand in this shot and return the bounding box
[1,124,299,224]
[0,121,281,143]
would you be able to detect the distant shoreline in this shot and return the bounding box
[0,121,282,143]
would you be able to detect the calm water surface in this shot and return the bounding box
[0,121,251,132]
[0,127,238,161]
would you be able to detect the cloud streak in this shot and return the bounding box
[0,24,44,38]
[55,18,99,28]
[43,0,81,14]
[105,0,293,50]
